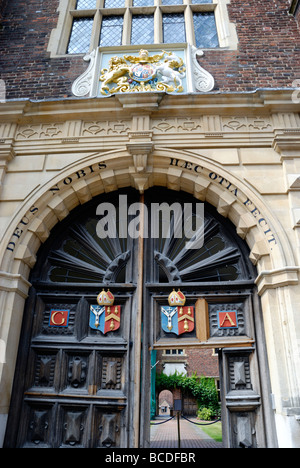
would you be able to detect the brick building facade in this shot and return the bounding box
[0,0,300,449]
[0,0,299,100]
[156,348,219,379]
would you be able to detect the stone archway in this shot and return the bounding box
[158,390,174,416]
[0,149,297,447]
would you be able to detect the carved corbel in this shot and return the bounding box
[72,49,97,97]
[127,140,154,192]
[127,142,153,173]
[190,46,215,93]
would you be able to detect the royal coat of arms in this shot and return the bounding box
[161,289,195,336]
[90,289,121,334]
[99,49,186,95]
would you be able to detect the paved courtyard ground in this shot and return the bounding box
[150,416,223,449]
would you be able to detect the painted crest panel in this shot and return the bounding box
[99,49,187,95]
[161,305,195,336]
[89,305,121,334]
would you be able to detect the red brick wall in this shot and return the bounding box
[0,0,87,100]
[0,0,299,99]
[156,348,219,378]
[186,349,219,378]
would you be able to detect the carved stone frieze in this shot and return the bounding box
[16,123,64,140]
[82,120,131,136]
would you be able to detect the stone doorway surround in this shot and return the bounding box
[0,91,300,447]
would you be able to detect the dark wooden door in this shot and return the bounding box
[5,187,274,448]
[4,190,141,448]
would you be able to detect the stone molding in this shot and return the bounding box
[0,271,31,299]
[255,267,299,295]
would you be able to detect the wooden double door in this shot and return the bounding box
[4,188,274,448]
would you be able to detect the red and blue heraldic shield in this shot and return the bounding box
[161,305,195,335]
[90,305,121,334]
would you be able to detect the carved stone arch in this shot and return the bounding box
[0,148,294,279]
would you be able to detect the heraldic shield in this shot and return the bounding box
[90,289,121,334]
[161,290,195,336]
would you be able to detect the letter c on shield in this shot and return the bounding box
[49,309,69,327]
[52,311,65,325]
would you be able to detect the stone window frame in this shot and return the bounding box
[48,0,238,58]
[162,349,186,355]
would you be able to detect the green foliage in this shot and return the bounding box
[156,371,220,417]
[197,407,215,421]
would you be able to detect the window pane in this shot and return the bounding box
[67,18,94,54]
[131,15,154,45]
[162,0,183,4]
[191,0,212,3]
[193,12,219,48]
[104,0,125,7]
[133,0,153,5]
[99,16,123,47]
[163,13,186,43]
[76,0,97,9]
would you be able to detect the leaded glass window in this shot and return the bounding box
[67,18,94,54]
[104,0,125,7]
[76,0,97,9]
[65,0,222,53]
[193,12,219,48]
[131,15,154,45]
[162,0,183,5]
[99,16,124,47]
[133,0,153,6]
[163,14,186,44]
[191,0,213,3]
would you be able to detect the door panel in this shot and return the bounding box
[5,190,140,448]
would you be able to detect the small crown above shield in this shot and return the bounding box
[97,289,115,306]
[168,289,186,306]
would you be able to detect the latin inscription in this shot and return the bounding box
[169,157,277,247]
[5,156,276,255]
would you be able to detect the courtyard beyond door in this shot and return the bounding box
[150,416,223,449]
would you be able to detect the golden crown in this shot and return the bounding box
[97,289,115,306]
[168,289,186,307]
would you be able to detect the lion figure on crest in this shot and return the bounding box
[100,56,130,94]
